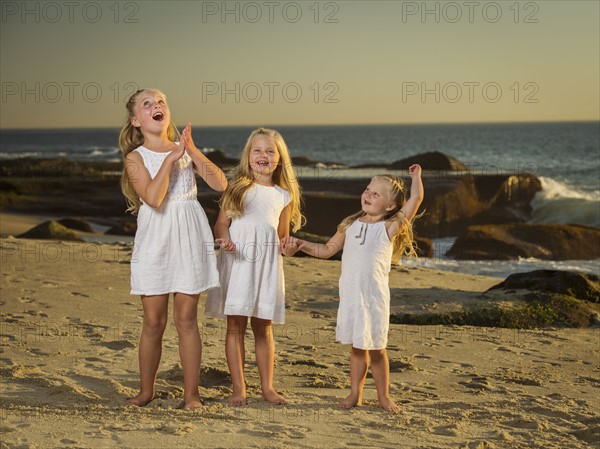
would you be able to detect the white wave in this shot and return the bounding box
[530,177,600,227]
[401,256,600,279]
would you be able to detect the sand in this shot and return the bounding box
[0,214,599,448]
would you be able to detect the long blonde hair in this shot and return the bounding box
[118,88,180,214]
[338,174,418,264]
[219,128,303,232]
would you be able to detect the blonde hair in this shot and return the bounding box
[338,174,418,264]
[219,128,303,232]
[118,88,180,214]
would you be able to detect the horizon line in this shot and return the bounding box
[1,119,599,132]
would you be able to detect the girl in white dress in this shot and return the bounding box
[205,128,303,406]
[119,89,227,409]
[283,166,424,413]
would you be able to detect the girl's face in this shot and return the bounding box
[361,178,396,216]
[248,135,280,178]
[131,91,171,133]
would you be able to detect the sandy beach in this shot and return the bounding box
[0,223,598,448]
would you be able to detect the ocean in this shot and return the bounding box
[1,122,599,277]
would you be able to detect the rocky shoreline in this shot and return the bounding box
[1,152,598,261]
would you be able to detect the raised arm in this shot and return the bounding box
[125,145,184,209]
[180,122,228,192]
[387,164,424,237]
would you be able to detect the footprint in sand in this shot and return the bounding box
[70,292,90,298]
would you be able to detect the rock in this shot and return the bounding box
[447,224,600,260]
[17,220,83,241]
[57,218,94,233]
[106,221,137,236]
[488,270,599,303]
[0,180,20,193]
[415,236,434,258]
[391,151,468,171]
[203,149,238,166]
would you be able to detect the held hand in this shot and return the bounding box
[280,236,300,256]
[216,238,236,252]
[408,164,422,178]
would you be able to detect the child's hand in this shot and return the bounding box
[408,164,422,178]
[180,122,199,154]
[408,164,422,179]
[215,238,236,251]
[280,236,300,257]
[167,141,186,163]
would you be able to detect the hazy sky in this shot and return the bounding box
[1,0,598,128]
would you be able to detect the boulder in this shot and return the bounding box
[488,270,599,303]
[447,224,600,260]
[57,218,94,233]
[106,221,137,236]
[391,151,468,171]
[17,220,83,241]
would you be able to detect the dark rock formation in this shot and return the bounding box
[391,151,468,171]
[17,220,83,241]
[57,218,94,233]
[447,224,600,260]
[488,270,599,303]
[106,221,137,236]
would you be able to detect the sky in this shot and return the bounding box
[1,0,599,128]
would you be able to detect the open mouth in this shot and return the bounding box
[152,112,164,121]
[256,161,270,167]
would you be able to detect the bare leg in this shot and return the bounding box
[173,293,202,409]
[370,349,400,413]
[340,347,368,409]
[127,295,168,406]
[251,317,287,405]
[226,315,248,406]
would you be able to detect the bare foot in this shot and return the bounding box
[228,392,247,406]
[262,388,287,405]
[181,393,202,410]
[126,393,154,407]
[339,393,362,409]
[378,396,400,413]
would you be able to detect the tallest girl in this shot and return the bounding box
[119,88,227,409]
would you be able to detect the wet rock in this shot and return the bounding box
[106,221,137,236]
[57,218,94,233]
[488,270,599,303]
[447,224,600,260]
[17,220,83,241]
[391,151,468,171]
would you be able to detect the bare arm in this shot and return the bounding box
[125,146,183,209]
[213,209,236,251]
[180,122,228,192]
[387,164,424,238]
[289,231,346,259]
[279,205,301,256]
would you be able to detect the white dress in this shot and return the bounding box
[130,146,219,296]
[337,220,393,350]
[205,184,290,323]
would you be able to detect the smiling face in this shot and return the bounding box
[361,178,397,217]
[248,134,280,179]
[130,90,171,133]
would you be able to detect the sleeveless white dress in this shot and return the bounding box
[337,220,393,350]
[205,184,290,323]
[130,146,219,296]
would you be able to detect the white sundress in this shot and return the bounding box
[130,146,219,296]
[205,184,290,324]
[337,219,393,350]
